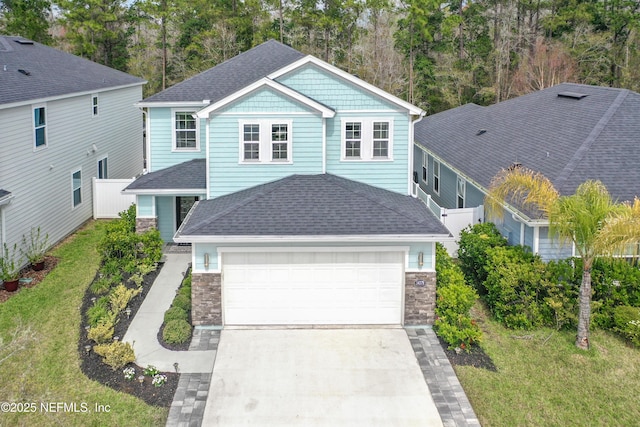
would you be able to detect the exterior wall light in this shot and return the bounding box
[418,252,424,267]
[204,253,209,269]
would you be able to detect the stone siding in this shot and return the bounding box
[191,273,222,326]
[404,271,437,325]
[136,217,158,233]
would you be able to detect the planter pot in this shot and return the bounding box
[32,261,45,271]
[3,279,19,292]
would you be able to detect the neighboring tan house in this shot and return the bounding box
[413,83,640,260]
[0,36,145,262]
[125,40,451,327]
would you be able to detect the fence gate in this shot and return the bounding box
[441,205,484,256]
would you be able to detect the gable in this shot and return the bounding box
[276,64,403,112]
[215,87,325,115]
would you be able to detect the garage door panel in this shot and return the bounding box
[223,251,403,325]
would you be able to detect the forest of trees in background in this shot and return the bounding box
[1,0,639,113]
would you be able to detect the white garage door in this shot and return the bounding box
[222,251,404,325]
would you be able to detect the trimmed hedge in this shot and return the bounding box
[163,319,192,344]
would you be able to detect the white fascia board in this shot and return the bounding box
[269,56,425,116]
[0,82,146,110]
[0,194,14,206]
[173,234,452,244]
[121,188,205,195]
[134,101,210,108]
[195,78,335,119]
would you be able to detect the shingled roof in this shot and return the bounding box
[141,40,305,104]
[124,159,206,192]
[175,174,451,238]
[415,83,640,203]
[0,36,145,106]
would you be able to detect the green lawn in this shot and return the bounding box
[457,304,640,426]
[0,221,166,427]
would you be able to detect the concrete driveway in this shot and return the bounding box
[202,328,443,426]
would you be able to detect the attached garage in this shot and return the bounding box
[222,250,404,325]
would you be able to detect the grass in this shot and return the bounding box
[457,303,640,426]
[0,221,166,426]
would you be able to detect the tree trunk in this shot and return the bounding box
[576,267,592,350]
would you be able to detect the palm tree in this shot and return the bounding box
[486,167,640,350]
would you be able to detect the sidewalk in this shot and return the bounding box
[123,253,216,373]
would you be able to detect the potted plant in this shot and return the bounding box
[21,227,49,271]
[1,243,21,292]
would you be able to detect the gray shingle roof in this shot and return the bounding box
[176,174,451,237]
[142,40,305,104]
[415,83,640,203]
[0,189,10,199]
[124,159,205,191]
[0,36,145,106]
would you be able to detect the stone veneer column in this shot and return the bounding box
[135,217,158,234]
[404,271,437,325]
[191,273,222,326]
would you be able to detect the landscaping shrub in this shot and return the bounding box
[163,307,188,324]
[171,294,191,311]
[87,296,111,327]
[93,341,136,370]
[109,284,141,314]
[178,285,191,300]
[613,305,640,347]
[434,243,482,350]
[457,222,507,294]
[88,320,115,344]
[90,277,114,295]
[162,319,192,344]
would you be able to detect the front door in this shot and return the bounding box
[176,196,198,229]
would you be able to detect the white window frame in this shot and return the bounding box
[433,159,440,195]
[457,176,466,208]
[171,109,200,152]
[238,119,293,164]
[422,151,428,183]
[91,94,99,117]
[33,104,47,150]
[340,118,393,161]
[97,156,108,179]
[71,168,82,208]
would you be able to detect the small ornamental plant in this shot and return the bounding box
[123,366,136,381]
[144,365,159,377]
[152,374,167,387]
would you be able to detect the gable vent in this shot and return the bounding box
[18,69,31,76]
[14,38,34,45]
[558,91,588,100]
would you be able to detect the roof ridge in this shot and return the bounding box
[554,88,629,190]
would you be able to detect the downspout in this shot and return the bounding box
[409,112,426,196]
[533,225,540,255]
[140,108,150,173]
[205,117,211,198]
[322,118,327,174]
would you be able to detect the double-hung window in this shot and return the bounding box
[72,169,82,207]
[422,152,428,182]
[33,105,47,149]
[92,94,99,116]
[239,120,292,163]
[342,118,393,161]
[457,176,465,208]
[433,160,440,194]
[173,111,198,150]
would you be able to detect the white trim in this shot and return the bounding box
[533,226,540,254]
[134,100,209,108]
[217,111,315,116]
[32,103,47,151]
[174,234,450,244]
[520,222,525,246]
[340,117,394,162]
[268,56,424,115]
[408,114,422,195]
[432,159,440,195]
[143,109,151,172]
[97,155,108,179]
[406,268,437,273]
[322,118,327,173]
[217,245,410,253]
[171,109,200,152]
[336,109,406,114]
[456,175,466,208]
[196,78,335,119]
[0,82,145,110]
[205,119,211,198]
[0,205,6,249]
[91,93,99,117]
[122,188,205,195]
[238,119,293,164]
[0,194,13,207]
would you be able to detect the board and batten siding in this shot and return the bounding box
[0,85,143,259]
[208,88,325,198]
[147,108,206,172]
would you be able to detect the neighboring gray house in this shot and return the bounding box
[0,36,145,263]
[414,83,640,260]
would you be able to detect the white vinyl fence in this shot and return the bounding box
[440,205,484,256]
[92,178,136,219]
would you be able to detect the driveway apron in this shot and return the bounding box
[202,328,443,426]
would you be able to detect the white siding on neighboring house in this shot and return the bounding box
[0,85,143,261]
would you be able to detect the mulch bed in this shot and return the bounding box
[77,262,181,407]
[0,256,59,303]
[437,335,497,371]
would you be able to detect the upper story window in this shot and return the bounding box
[33,105,47,149]
[172,110,199,151]
[457,176,465,208]
[92,94,99,116]
[239,120,292,164]
[341,118,393,161]
[433,159,440,195]
[422,152,428,182]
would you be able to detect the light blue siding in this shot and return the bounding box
[277,65,399,111]
[408,242,435,270]
[137,195,154,216]
[538,227,573,261]
[148,108,205,171]
[494,212,524,247]
[217,87,319,114]
[524,225,534,250]
[156,196,174,242]
[325,112,410,194]
[195,243,218,271]
[465,183,485,208]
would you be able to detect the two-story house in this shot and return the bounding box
[413,83,640,260]
[125,40,451,327]
[0,36,145,265]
